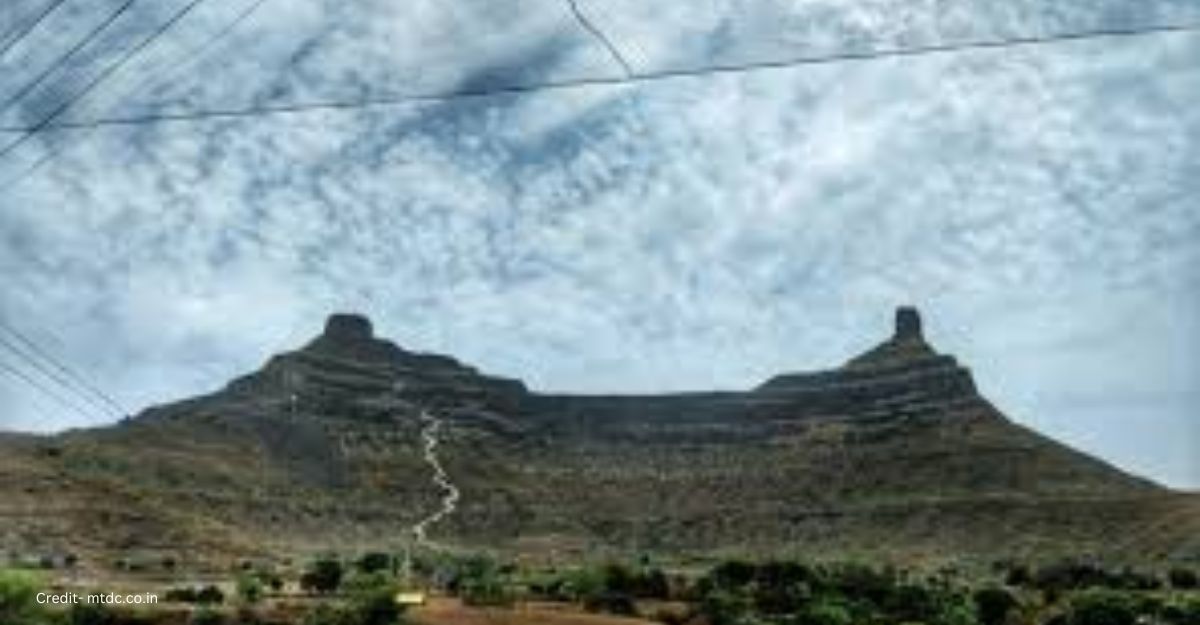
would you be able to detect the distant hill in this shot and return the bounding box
[1,308,1196,573]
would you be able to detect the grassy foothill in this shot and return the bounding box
[3,553,1199,625]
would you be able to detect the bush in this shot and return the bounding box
[346,586,403,625]
[0,569,49,625]
[1005,564,1032,587]
[67,603,116,625]
[974,587,1019,625]
[356,553,392,575]
[301,557,344,595]
[300,586,404,625]
[1069,590,1139,625]
[190,607,226,625]
[1160,597,1200,625]
[196,585,225,605]
[796,596,854,625]
[697,587,754,625]
[1169,568,1199,590]
[583,591,637,617]
[164,587,199,603]
[237,574,263,604]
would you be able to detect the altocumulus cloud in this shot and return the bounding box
[0,0,1197,488]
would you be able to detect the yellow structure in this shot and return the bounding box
[394,591,427,606]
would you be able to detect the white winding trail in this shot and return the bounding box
[412,409,460,550]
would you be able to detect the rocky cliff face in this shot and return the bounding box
[1,308,1196,572]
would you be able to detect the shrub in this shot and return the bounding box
[67,603,116,625]
[0,569,49,625]
[301,557,344,595]
[974,587,1019,625]
[164,587,199,603]
[1005,564,1032,587]
[886,583,943,622]
[583,591,637,617]
[709,560,757,590]
[196,584,225,605]
[356,553,392,575]
[300,586,404,625]
[796,596,854,625]
[1169,568,1199,590]
[343,571,392,595]
[190,607,226,625]
[255,570,283,593]
[1069,590,1139,625]
[1160,597,1200,625]
[237,574,263,604]
[346,586,403,625]
[697,587,754,625]
[459,572,513,607]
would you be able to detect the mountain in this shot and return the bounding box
[1,308,1196,573]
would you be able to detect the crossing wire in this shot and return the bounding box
[0,0,276,188]
[0,0,213,161]
[0,20,1195,135]
[0,318,128,417]
[0,0,138,118]
[565,0,633,77]
[0,356,99,421]
[0,0,72,60]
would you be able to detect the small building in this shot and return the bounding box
[394,591,426,606]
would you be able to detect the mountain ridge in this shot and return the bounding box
[1,307,1196,573]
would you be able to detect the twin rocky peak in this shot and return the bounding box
[221,306,984,424]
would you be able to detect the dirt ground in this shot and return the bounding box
[410,598,663,625]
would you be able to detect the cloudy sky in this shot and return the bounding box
[0,0,1197,488]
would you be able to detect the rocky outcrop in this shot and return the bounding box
[752,307,978,421]
[223,312,527,415]
[2,306,1190,571]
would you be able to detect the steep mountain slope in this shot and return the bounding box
[1,309,1195,572]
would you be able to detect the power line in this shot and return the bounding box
[0,356,100,422]
[0,20,1195,134]
[0,0,72,60]
[565,0,633,77]
[0,318,129,417]
[0,0,137,119]
[0,365,60,423]
[0,332,121,419]
[0,0,275,188]
[0,0,212,161]
[123,0,274,105]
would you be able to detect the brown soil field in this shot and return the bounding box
[410,598,661,625]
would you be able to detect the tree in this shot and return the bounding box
[302,557,344,595]
[196,584,225,605]
[356,552,392,575]
[1169,568,1198,590]
[237,574,264,604]
[974,587,1019,625]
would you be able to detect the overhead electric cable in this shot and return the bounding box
[0,367,60,422]
[0,0,72,61]
[0,318,128,416]
[0,0,275,188]
[125,0,274,101]
[0,0,212,160]
[0,356,99,421]
[0,20,1194,134]
[0,0,138,117]
[0,332,121,418]
[565,0,633,76]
